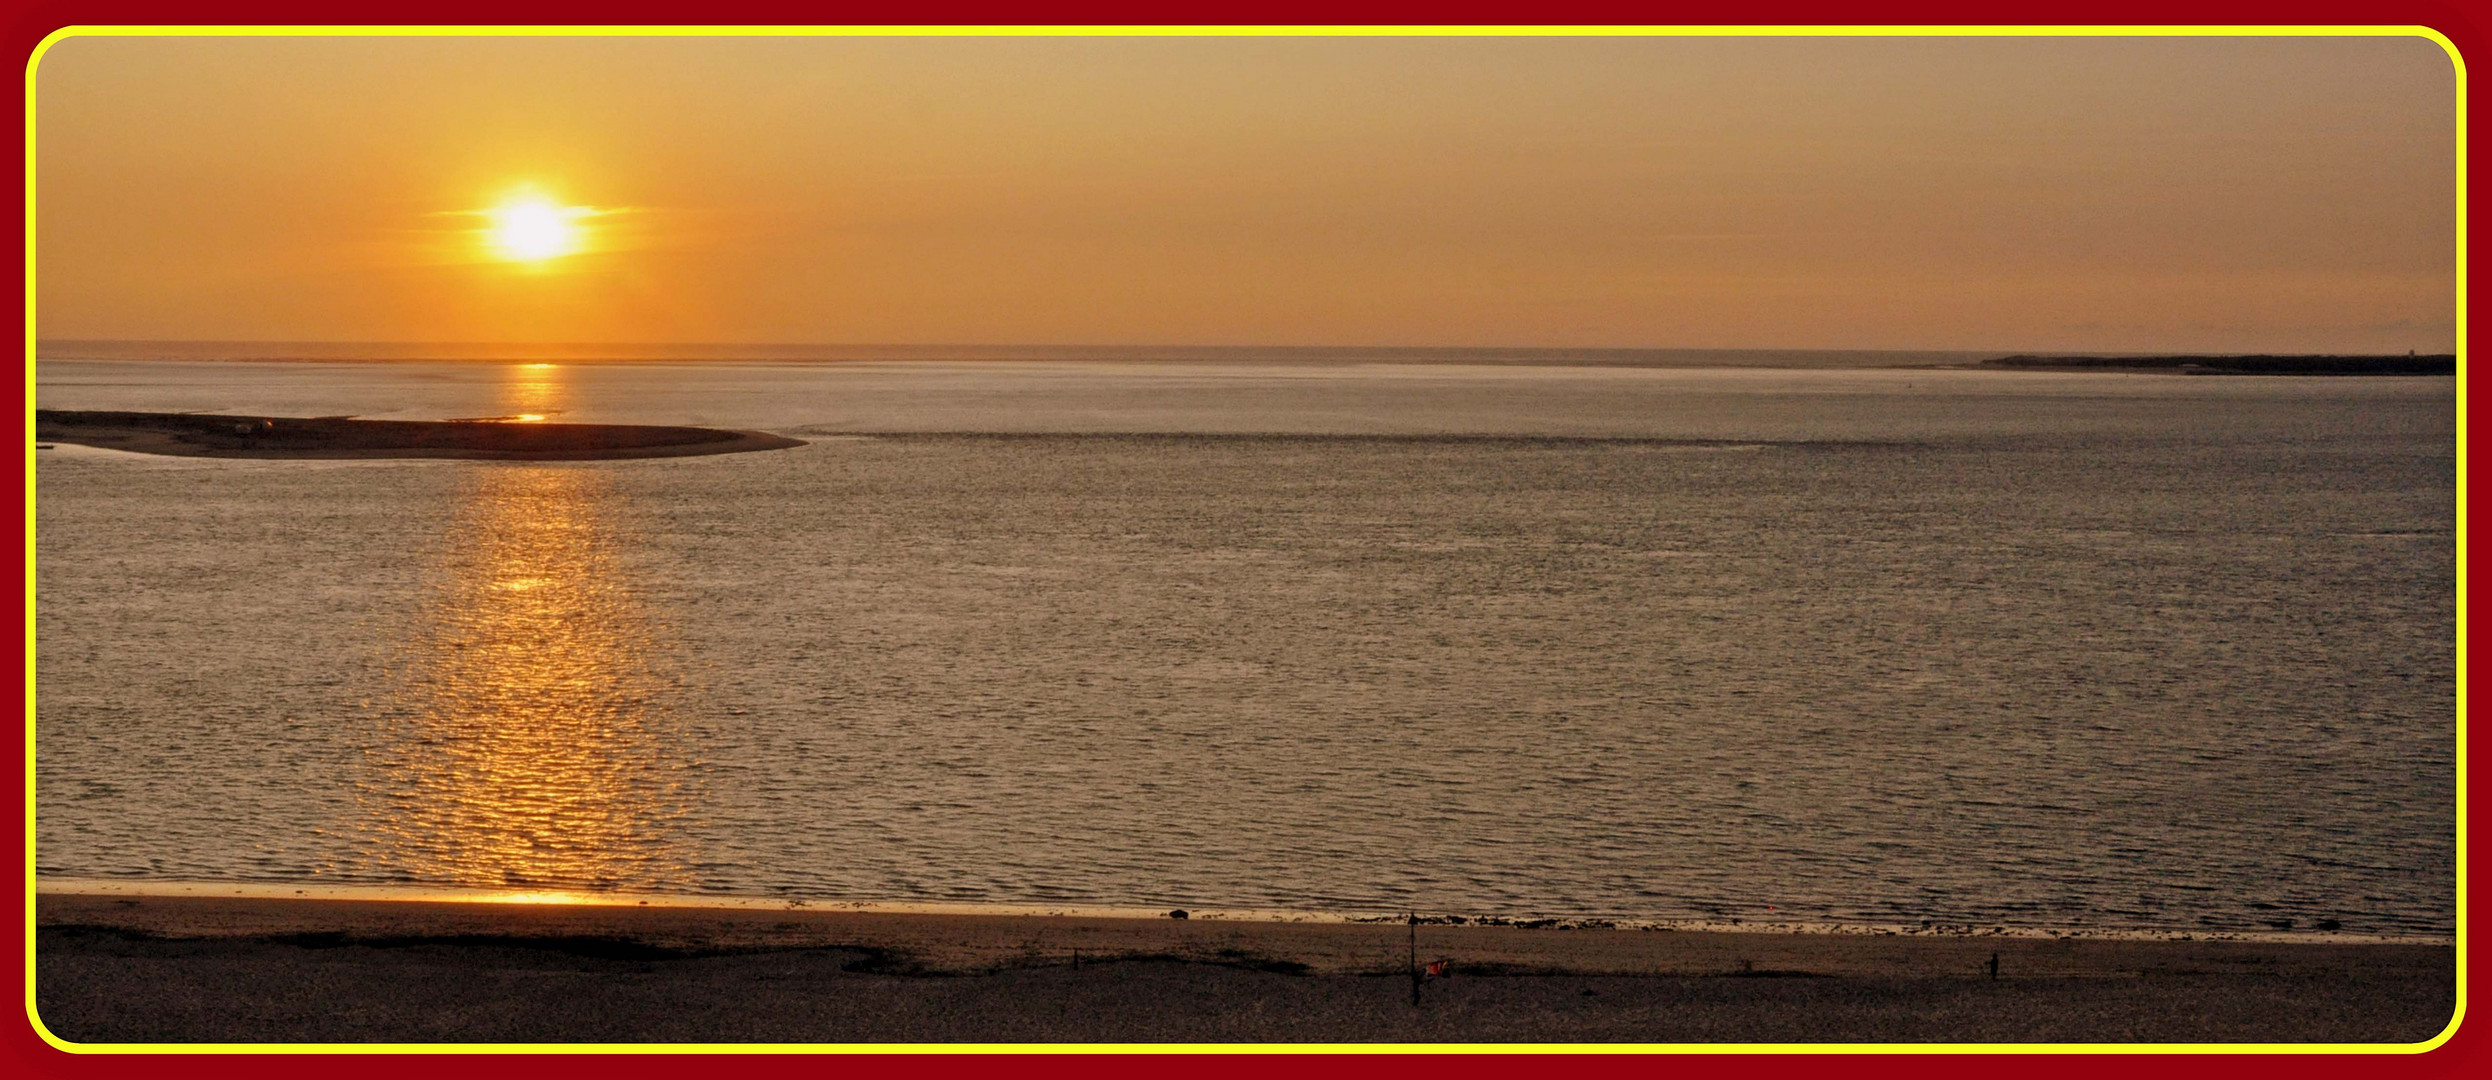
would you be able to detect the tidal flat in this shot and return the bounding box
[33,408,805,460]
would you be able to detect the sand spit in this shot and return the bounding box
[34,893,2457,1045]
[1983,354,2456,375]
[32,409,805,461]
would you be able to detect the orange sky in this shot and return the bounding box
[32,34,2458,352]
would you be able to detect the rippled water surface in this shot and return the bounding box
[35,356,2458,935]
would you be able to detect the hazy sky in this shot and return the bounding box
[33,34,2458,352]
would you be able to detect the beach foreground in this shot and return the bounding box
[33,894,2455,1045]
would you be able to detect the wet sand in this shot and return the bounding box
[32,409,805,460]
[34,894,2457,1045]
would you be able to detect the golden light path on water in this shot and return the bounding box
[502,361,560,421]
[349,362,699,891]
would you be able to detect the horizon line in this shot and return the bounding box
[29,338,2459,357]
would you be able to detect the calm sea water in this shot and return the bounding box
[33,351,2458,936]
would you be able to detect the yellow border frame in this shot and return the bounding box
[18,23,2471,1057]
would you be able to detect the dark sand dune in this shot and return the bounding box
[33,409,805,460]
[34,895,2456,1046]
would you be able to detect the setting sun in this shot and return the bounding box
[486,194,587,262]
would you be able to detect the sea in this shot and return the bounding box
[31,343,2460,939]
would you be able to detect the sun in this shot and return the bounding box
[487,194,587,262]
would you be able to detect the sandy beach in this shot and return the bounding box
[32,409,805,460]
[33,893,2457,1045]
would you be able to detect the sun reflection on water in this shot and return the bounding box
[356,457,700,892]
[503,362,562,422]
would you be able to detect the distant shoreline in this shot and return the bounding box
[33,341,2011,367]
[1984,354,2456,376]
[32,409,806,461]
[34,346,2463,375]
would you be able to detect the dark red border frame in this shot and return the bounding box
[0,1,2478,1075]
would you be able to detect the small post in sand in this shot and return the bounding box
[1409,911,1420,1006]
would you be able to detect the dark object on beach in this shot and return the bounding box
[32,409,805,461]
[1166,909,1187,920]
[1409,912,1421,1006]
[1983,354,2454,376]
[1989,952,1999,980]
[2318,919,2344,932]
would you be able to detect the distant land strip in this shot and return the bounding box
[799,431,1922,449]
[32,409,805,461]
[1983,354,2455,375]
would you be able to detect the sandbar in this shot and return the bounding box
[33,409,805,461]
[33,893,2456,1045]
[1983,354,2455,376]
